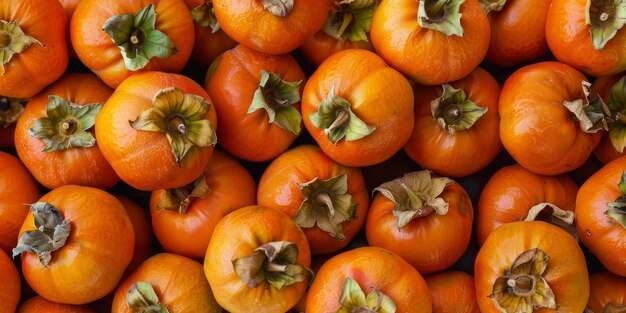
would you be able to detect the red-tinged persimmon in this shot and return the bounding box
[482,0,550,67]
[370,0,490,85]
[116,195,153,275]
[204,206,312,313]
[0,0,68,98]
[424,271,480,313]
[587,272,626,313]
[205,44,306,161]
[17,296,95,313]
[257,145,369,255]
[0,97,27,147]
[592,73,626,164]
[0,151,39,255]
[546,0,626,77]
[475,221,590,313]
[213,0,331,54]
[14,185,135,305]
[302,49,414,167]
[306,247,432,313]
[476,164,579,246]
[404,67,501,177]
[499,61,603,175]
[150,149,256,259]
[366,170,473,274]
[112,253,220,313]
[576,156,626,277]
[0,250,20,313]
[14,73,119,190]
[96,71,218,191]
[71,0,194,88]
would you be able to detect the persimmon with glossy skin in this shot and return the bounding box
[96,71,218,191]
[205,44,306,161]
[17,296,95,313]
[204,206,312,313]
[150,150,256,259]
[0,151,39,255]
[424,271,480,313]
[71,0,194,88]
[213,0,331,54]
[587,272,626,313]
[257,145,369,255]
[302,49,414,167]
[306,247,432,313]
[15,185,134,305]
[476,164,579,246]
[499,61,602,175]
[576,156,626,277]
[404,67,501,177]
[0,0,68,98]
[370,0,490,85]
[0,250,20,313]
[475,221,590,313]
[112,253,221,313]
[14,73,119,190]
[116,195,153,275]
[592,73,626,164]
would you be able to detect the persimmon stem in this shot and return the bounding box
[600,12,609,21]
[61,119,78,136]
[316,191,336,217]
[130,29,143,45]
[0,33,10,48]
[265,263,287,272]
[616,112,626,124]
[168,116,187,135]
[326,110,350,133]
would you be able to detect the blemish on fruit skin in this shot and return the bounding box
[586,229,591,237]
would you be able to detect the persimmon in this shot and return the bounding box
[14,73,119,189]
[0,0,68,98]
[257,145,369,254]
[404,67,501,177]
[306,246,432,313]
[366,170,473,274]
[499,61,603,175]
[592,73,626,164]
[204,44,306,161]
[17,296,95,313]
[424,271,479,313]
[112,253,220,313]
[71,0,194,88]
[150,150,256,259]
[213,0,331,54]
[587,272,626,313]
[204,206,312,313]
[475,221,589,313]
[370,0,490,85]
[302,49,414,167]
[14,185,135,304]
[116,195,153,275]
[95,71,217,191]
[476,164,579,246]
[0,250,20,313]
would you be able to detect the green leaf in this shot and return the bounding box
[431,84,487,135]
[586,0,626,50]
[0,19,43,75]
[335,277,396,313]
[322,0,377,42]
[191,2,220,33]
[609,123,626,153]
[247,70,302,135]
[418,0,465,37]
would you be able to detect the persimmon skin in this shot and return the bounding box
[0,0,68,98]
[14,73,119,190]
[587,272,626,312]
[404,67,501,177]
[300,31,374,67]
[116,195,153,276]
[150,150,257,259]
[424,271,480,313]
[475,164,578,246]
[302,49,414,167]
[0,250,20,313]
[370,0,490,85]
[95,71,217,191]
[17,296,95,313]
[499,61,601,175]
[306,247,432,313]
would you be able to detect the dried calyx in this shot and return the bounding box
[523,203,578,240]
[563,81,610,133]
[247,70,302,135]
[157,174,210,214]
[0,19,42,75]
[417,0,465,37]
[431,84,487,135]
[586,0,626,50]
[191,1,220,33]
[322,0,378,42]
[333,277,396,313]
[0,96,26,127]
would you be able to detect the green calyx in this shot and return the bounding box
[563,81,610,133]
[28,96,102,152]
[130,87,217,165]
[102,4,178,71]
[232,241,313,289]
[12,203,71,268]
[417,0,465,37]
[261,0,295,17]
[585,0,626,50]
[295,173,358,240]
[479,0,507,14]
[374,170,453,229]
[606,171,626,228]
[0,96,26,127]
[191,1,220,33]
[309,87,375,144]
[247,70,303,135]
[0,19,43,75]
[489,248,557,313]
[157,174,210,214]
[605,76,626,153]
[334,277,396,313]
[127,282,170,313]
[431,84,487,135]
[322,0,377,42]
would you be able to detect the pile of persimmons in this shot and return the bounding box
[1,0,626,312]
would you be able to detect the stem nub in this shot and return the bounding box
[0,33,10,48]
[168,116,187,136]
[326,110,350,134]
